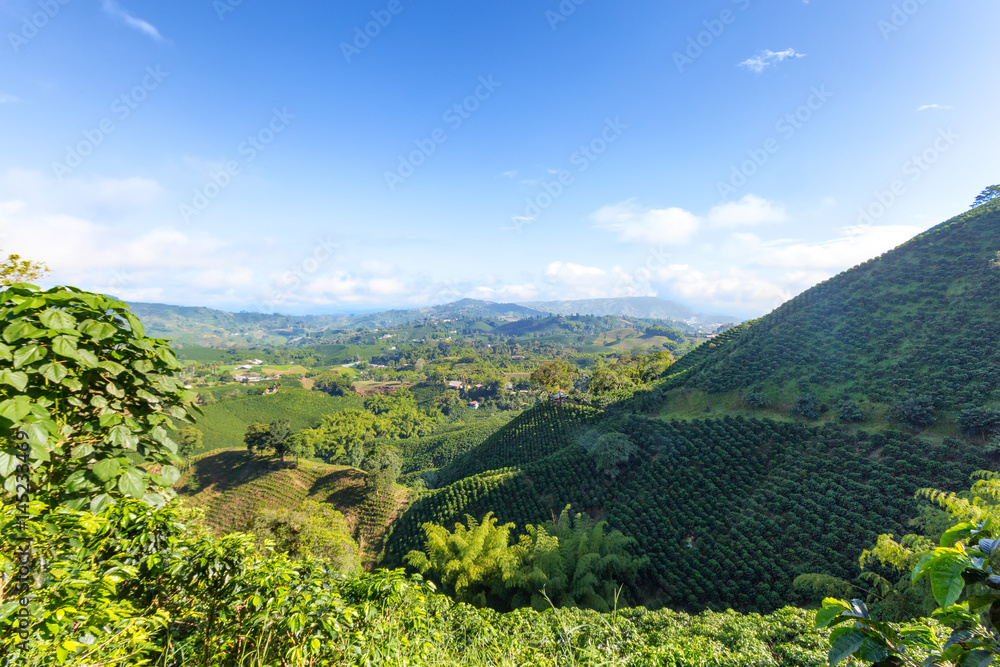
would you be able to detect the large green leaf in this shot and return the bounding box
[89,493,115,513]
[0,342,12,361]
[20,422,49,446]
[51,335,81,360]
[117,467,147,498]
[37,362,69,383]
[64,469,97,493]
[0,451,19,477]
[0,369,29,392]
[928,553,971,608]
[940,522,977,548]
[108,424,139,449]
[12,343,46,368]
[92,458,121,483]
[79,319,117,341]
[124,312,145,338]
[153,464,181,486]
[38,308,77,331]
[828,628,867,665]
[2,321,42,343]
[815,599,851,628]
[76,347,100,367]
[0,397,33,422]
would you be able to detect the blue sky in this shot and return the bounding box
[1,0,997,318]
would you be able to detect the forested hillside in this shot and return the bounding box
[663,200,1000,410]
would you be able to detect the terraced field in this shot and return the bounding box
[176,449,410,565]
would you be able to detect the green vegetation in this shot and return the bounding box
[0,496,850,665]
[190,386,363,451]
[385,405,987,614]
[5,199,1000,664]
[248,499,361,572]
[175,448,406,562]
[406,506,647,612]
[296,389,437,466]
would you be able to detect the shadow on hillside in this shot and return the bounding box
[178,450,294,495]
[308,468,367,508]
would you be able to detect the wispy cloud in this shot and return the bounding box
[739,48,806,73]
[102,0,165,42]
[917,104,953,111]
[0,95,23,104]
[708,194,787,227]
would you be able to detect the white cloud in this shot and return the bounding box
[652,264,803,315]
[102,0,165,42]
[917,104,953,111]
[708,194,787,227]
[543,261,649,300]
[747,224,921,269]
[591,199,700,244]
[739,48,806,73]
[0,94,22,104]
[500,170,517,179]
[469,283,540,302]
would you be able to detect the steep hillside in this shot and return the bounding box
[384,403,988,613]
[176,449,409,563]
[663,201,1000,412]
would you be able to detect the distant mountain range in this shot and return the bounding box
[126,296,740,345]
[518,297,738,325]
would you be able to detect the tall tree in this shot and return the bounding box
[176,426,203,459]
[244,422,271,457]
[972,184,1000,208]
[530,360,579,395]
[266,419,293,461]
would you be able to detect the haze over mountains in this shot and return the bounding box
[127,295,738,342]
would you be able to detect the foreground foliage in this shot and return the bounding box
[1,497,852,666]
[820,472,1000,665]
[0,284,197,511]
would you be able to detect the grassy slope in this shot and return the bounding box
[192,386,363,451]
[176,449,409,564]
[661,201,1000,417]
